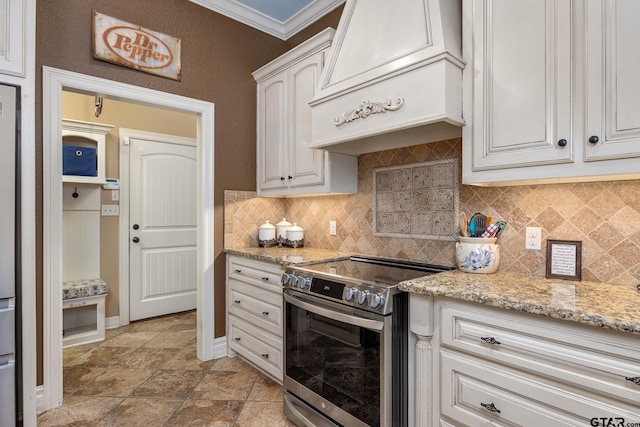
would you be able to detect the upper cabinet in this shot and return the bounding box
[0,0,25,76]
[463,0,640,185]
[253,28,357,197]
[62,119,113,185]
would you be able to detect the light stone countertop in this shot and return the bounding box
[224,247,352,266]
[399,270,640,335]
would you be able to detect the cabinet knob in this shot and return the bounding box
[480,336,501,345]
[234,299,241,304]
[261,353,269,359]
[234,269,241,273]
[234,337,241,341]
[261,276,269,281]
[557,139,567,147]
[288,176,293,180]
[480,402,501,413]
[132,237,140,243]
[280,177,285,181]
[262,311,269,316]
[625,376,640,386]
[588,135,600,144]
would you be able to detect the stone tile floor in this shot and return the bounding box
[37,311,296,426]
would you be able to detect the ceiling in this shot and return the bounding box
[190,0,344,40]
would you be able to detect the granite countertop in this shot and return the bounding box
[224,247,352,266]
[399,270,640,335]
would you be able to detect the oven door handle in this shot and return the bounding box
[284,293,384,331]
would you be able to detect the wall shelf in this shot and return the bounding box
[62,118,113,184]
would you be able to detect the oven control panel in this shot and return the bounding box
[281,270,393,314]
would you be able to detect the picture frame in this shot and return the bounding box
[545,239,582,281]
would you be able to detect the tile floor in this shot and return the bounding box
[37,311,296,426]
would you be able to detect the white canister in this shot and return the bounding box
[258,220,276,247]
[286,223,304,248]
[456,237,500,274]
[276,218,292,246]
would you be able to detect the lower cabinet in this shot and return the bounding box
[226,255,284,382]
[410,296,640,426]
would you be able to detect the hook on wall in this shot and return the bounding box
[94,96,103,118]
[72,187,79,198]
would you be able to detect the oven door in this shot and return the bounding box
[283,290,392,427]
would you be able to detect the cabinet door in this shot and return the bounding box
[257,74,287,191]
[585,0,640,161]
[287,51,325,189]
[464,0,573,171]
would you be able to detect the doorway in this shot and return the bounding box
[42,67,217,411]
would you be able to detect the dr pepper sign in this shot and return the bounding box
[92,11,182,81]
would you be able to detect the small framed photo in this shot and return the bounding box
[546,240,582,281]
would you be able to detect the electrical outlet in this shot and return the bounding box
[525,226,541,250]
[101,204,119,216]
[329,220,337,236]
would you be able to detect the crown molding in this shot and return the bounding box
[190,0,344,40]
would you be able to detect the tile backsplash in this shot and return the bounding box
[225,138,640,288]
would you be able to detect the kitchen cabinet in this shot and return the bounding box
[0,0,25,76]
[253,28,357,197]
[226,255,284,381]
[62,119,113,185]
[462,0,640,185]
[410,296,640,426]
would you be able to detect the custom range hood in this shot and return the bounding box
[309,0,464,155]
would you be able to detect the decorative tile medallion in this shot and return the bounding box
[373,159,459,240]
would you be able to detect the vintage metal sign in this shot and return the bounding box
[92,11,182,81]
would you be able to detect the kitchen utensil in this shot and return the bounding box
[481,220,507,238]
[472,213,487,237]
[458,211,469,237]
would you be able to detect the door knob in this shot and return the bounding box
[132,224,140,230]
[132,237,140,243]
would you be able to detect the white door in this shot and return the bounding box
[129,135,197,321]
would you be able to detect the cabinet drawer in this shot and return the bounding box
[438,300,640,405]
[228,256,284,291]
[229,280,282,336]
[440,350,638,426]
[229,315,282,381]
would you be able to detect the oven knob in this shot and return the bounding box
[290,276,299,288]
[300,277,312,290]
[357,290,369,305]
[344,287,357,301]
[281,273,291,286]
[370,293,385,309]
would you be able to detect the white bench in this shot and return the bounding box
[62,278,107,348]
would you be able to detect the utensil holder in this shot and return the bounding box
[456,237,500,274]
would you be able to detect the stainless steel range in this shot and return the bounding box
[281,256,452,427]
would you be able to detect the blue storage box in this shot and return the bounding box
[63,145,97,177]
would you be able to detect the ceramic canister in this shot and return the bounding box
[286,223,304,248]
[276,218,292,246]
[258,220,276,247]
[456,236,500,274]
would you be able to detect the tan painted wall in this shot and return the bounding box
[62,91,198,318]
[36,0,341,385]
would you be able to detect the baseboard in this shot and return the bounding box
[212,335,227,359]
[36,385,45,414]
[105,316,120,330]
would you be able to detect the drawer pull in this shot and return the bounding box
[234,299,241,304]
[261,276,269,281]
[262,311,269,316]
[625,376,640,386]
[481,336,501,345]
[234,337,241,341]
[261,353,269,359]
[480,402,501,414]
[234,269,241,273]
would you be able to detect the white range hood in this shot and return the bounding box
[309,0,464,155]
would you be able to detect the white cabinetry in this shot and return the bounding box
[62,119,113,184]
[253,28,357,197]
[226,255,284,381]
[0,0,25,76]
[463,0,640,185]
[410,296,640,426]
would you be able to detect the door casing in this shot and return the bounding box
[42,66,218,411]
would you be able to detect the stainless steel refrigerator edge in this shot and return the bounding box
[0,83,18,427]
